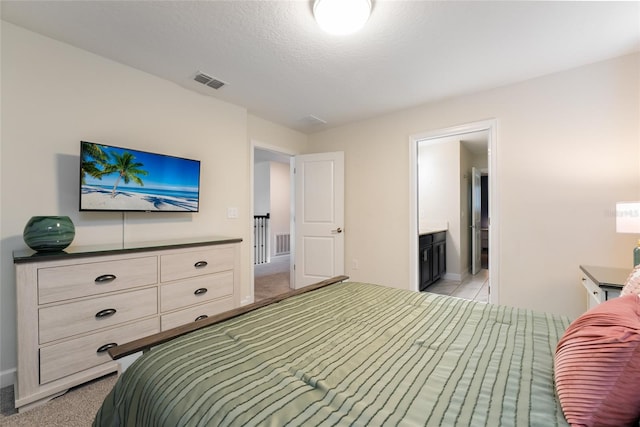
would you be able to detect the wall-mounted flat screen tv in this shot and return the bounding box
[80,141,201,212]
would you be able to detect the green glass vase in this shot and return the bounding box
[23,216,75,252]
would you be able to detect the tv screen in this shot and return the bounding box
[80,141,201,212]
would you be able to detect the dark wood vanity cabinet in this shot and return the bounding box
[419,231,446,291]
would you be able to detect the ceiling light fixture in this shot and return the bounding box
[313,0,372,36]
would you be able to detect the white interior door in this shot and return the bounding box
[293,152,344,288]
[471,167,482,275]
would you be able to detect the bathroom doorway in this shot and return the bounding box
[409,119,498,303]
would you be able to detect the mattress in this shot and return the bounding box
[94,281,570,426]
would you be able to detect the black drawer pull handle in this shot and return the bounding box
[194,288,208,296]
[95,308,117,319]
[194,261,208,268]
[195,315,208,321]
[95,274,117,284]
[97,343,118,353]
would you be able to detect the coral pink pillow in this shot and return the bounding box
[621,264,640,297]
[554,294,640,427]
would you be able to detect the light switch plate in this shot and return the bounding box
[227,207,239,218]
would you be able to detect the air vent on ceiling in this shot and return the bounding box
[194,72,226,90]
[300,115,328,126]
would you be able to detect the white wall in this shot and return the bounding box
[309,53,640,319]
[472,152,488,170]
[418,139,461,277]
[459,144,472,276]
[0,23,308,386]
[269,161,291,256]
[254,162,270,215]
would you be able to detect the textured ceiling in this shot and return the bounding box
[2,1,639,133]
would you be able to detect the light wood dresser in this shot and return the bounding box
[13,236,242,412]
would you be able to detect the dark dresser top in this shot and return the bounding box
[14,236,242,263]
[580,265,631,290]
[419,229,447,236]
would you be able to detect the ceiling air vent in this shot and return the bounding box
[194,72,226,90]
[300,115,327,126]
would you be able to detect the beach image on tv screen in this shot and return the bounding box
[80,141,200,212]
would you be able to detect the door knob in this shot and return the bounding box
[332,227,343,234]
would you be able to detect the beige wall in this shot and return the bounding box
[248,115,307,155]
[0,23,307,385]
[309,52,640,319]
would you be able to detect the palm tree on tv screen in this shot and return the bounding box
[81,143,108,184]
[103,151,149,198]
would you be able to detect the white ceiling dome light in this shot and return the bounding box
[313,0,372,36]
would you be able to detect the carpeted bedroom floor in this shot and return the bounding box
[0,373,118,427]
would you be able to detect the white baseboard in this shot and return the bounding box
[1,368,16,388]
[443,272,461,282]
[444,267,471,283]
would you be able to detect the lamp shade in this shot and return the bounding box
[616,202,640,233]
[313,0,371,35]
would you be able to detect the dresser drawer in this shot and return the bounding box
[39,288,158,344]
[580,272,603,309]
[39,317,159,384]
[160,246,235,283]
[161,297,235,330]
[160,271,234,312]
[38,256,158,304]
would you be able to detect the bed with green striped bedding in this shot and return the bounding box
[94,281,570,426]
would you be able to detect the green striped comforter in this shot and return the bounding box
[94,281,570,426]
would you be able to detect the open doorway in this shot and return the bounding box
[409,119,498,304]
[253,147,293,302]
[251,145,346,303]
[416,133,488,301]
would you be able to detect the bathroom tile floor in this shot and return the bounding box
[425,269,489,302]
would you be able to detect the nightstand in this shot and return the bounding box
[579,265,630,310]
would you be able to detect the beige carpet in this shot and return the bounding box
[254,271,291,301]
[0,373,118,427]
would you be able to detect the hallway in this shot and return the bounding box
[254,255,291,302]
